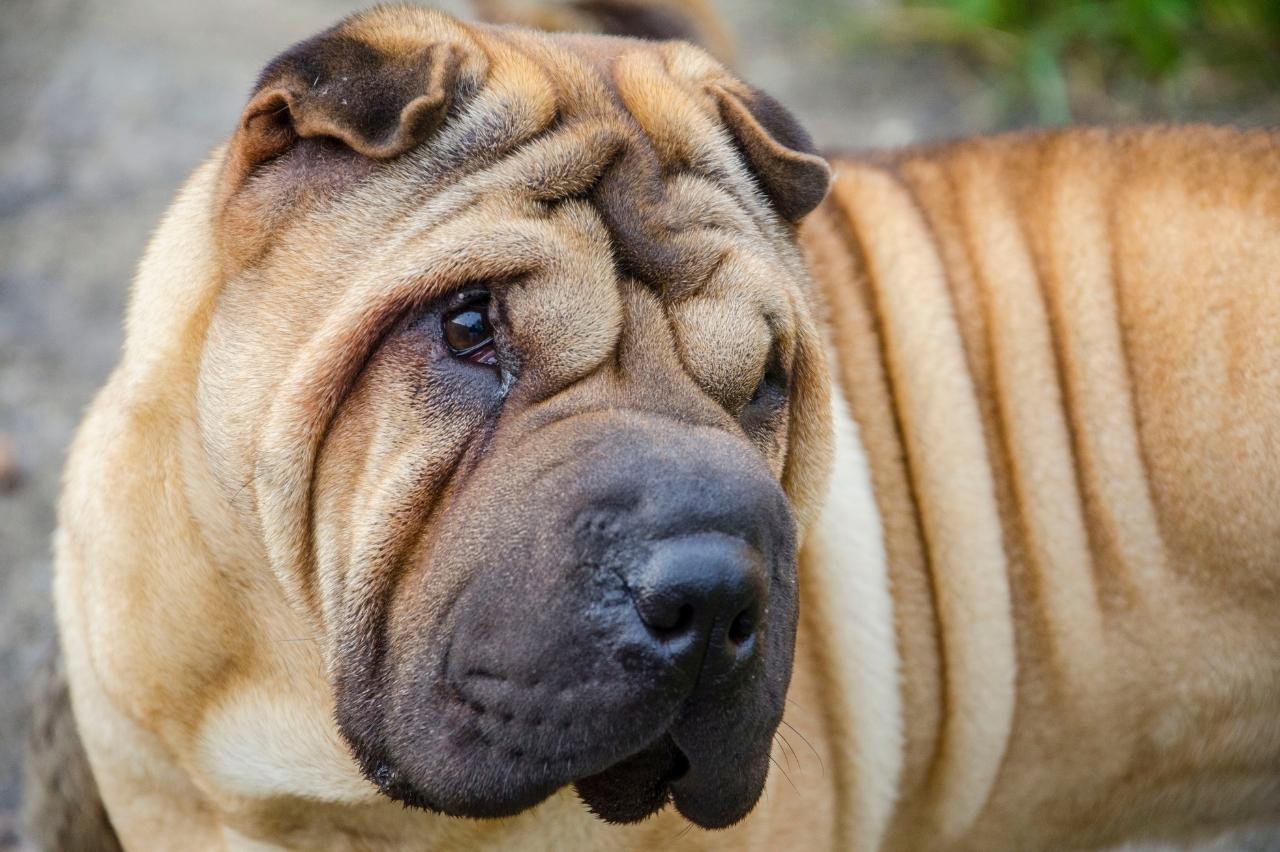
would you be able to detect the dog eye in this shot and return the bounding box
[739,348,788,434]
[442,297,497,365]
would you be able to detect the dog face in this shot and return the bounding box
[198,6,832,829]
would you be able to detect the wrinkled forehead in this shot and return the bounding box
[226,5,826,317]
[386,21,797,293]
[317,8,757,164]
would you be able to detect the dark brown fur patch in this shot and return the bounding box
[714,84,831,222]
[217,11,488,270]
[247,33,469,161]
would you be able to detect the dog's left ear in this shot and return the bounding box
[712,84,831,223]
[225,25,479,195]
[217,9,486,266]
[241,37,465,163]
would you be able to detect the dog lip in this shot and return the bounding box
[665,725,770,829]
[571,735,688,824]
[571,720,772,831]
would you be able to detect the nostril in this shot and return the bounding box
[642,602,695,638]
[630,534,766,666]
[728,608,756,645]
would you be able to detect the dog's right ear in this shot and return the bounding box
[218,9,486,265]
[711,83,831,223]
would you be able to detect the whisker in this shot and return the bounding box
[769,753,800,797]
[773,726,793,772]
[772,733,793,772]
[781,719,824,777]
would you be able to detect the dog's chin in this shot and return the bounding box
[360,731,769,830]
[573,735,687,824]
[574,734,769,829]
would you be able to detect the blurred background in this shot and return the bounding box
[1,0,1278,847]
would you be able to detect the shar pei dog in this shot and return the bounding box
[33,2,1280,850]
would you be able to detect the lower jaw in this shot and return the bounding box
[572,734,764,829]
[373,735,763,829]
[572,735,688,824]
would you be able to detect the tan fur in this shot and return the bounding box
[807,128,1280,849]
[50,5,1280,851]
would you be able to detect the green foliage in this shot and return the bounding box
[822,0,1280,123]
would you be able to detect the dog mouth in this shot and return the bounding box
[342,629,781,830]
[572,729,766,829]
[573,735,689,824]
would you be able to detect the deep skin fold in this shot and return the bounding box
[199,3,834,834]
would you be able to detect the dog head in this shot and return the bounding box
[199,5,832,829]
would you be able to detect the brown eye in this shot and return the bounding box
[442,297,496,365]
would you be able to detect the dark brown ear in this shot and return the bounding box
[217,12,486,267]
[224,22,479,195]
[712,84,831,223]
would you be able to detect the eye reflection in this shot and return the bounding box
[442,297,496,365]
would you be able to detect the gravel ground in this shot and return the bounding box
[0,1,1275,849]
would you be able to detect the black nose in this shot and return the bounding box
[630,534,765,678]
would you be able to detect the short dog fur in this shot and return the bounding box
[39,3,1280,850]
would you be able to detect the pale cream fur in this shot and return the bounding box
[828,165,1016,843]
[799,362,902,851]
